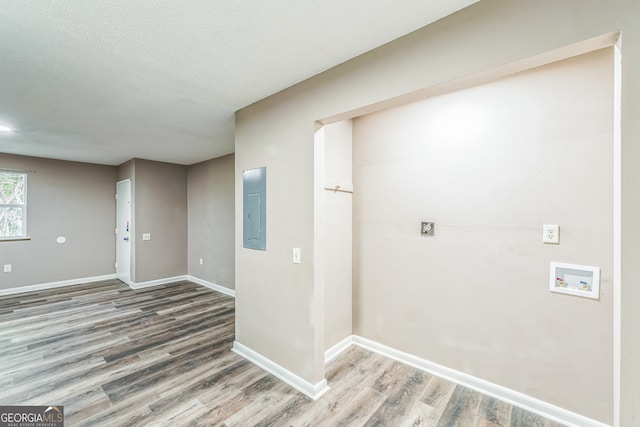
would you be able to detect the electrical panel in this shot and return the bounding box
[243,167,267,250]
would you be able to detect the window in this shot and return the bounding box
[0,171,27,239]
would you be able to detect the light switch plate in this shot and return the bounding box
[142,233,151,241]
[543,224,559,244]
[3,264,11,273]
[292,248,301,264]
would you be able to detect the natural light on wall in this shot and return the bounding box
[429,97,489,143]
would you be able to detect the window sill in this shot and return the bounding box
[0,237,31,242]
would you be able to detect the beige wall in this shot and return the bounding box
[235,0,640,423]
[187,154,235,289]
[353,49,613,421]
[0,154,228,289]
[0,154,117,289]
[117,159,135,182]
[323,120,353,351]
[134,159,188,283]
[235,116,324,383]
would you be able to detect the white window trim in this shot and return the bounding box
[0,171,28,241]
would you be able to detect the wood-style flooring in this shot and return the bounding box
[0,279,565,426]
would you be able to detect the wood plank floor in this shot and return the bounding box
[0,280,566,426]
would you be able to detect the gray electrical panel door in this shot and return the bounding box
[243,167,266,250]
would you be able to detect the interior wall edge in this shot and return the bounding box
[324,335,354,364]
[186,275,235,298]
[232,340,330,400]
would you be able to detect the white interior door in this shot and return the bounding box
[116,179,131,283]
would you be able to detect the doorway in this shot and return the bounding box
[116,179,132,283]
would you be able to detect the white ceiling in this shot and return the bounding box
[0,0,479,166]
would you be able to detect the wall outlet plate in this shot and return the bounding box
[142,233,151,241]
[3,264,11,273]
[543,224,559,244]
[421,222,435,236]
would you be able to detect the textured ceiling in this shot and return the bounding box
[0,0,479,166]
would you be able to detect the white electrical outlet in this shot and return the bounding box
[292,248,301,264]
[199,258,203,265]
[3,264,11,273]
[142,233,151,241]
[543,224,559,244]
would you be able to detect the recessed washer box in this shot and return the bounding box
[550,262,600,299]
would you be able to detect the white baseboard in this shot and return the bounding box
[125,274,236,299]
[127,275,188,289]
[232,341,329,400]
[0,274,117,296]
[339,335,609,427]
[186,275,235,298]
[116,276,135,288]
[325,335,354,363]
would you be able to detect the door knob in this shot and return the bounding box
[123,237,129,241]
